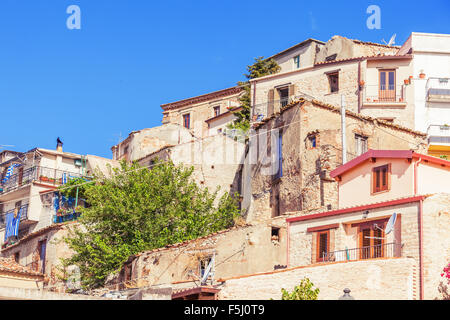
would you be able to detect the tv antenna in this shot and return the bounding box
[365,213,397,239]
[382,34,397,46]
[0,145,15,150]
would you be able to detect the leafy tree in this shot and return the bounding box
[281,278,320,300]
[62,160,240,289]
[228,57,281,132]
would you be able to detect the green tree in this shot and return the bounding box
[228,57,281,132]
[281,278,320,300]
[62,160,240,289]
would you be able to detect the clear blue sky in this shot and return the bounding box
[1,0,449,158]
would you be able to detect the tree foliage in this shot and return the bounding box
[281,278,320,300]
[62,160,240,289]
[228,57,281,132]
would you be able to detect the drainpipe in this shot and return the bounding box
[341,95,347,164]
[418,198,424,300]
[414,157,422,195]
[357,61,362,113]
[286,221,290,268]
[414,156,424,300]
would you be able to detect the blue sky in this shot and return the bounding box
[0,0,449,158]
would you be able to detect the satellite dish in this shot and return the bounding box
[365,213,397,239]
[385,212,397,234]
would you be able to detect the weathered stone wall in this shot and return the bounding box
[246,100,427,224]
[217,257,415,300]
[421,194,450,300]
[162,93,242,139]
[1,224,76,292]
[114,224,287,289]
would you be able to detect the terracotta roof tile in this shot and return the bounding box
[0,257,44,277]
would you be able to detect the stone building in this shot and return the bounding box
[111,223,287,294]
[216,150,450,300]
[136,132,246,200]
[161,86,243,139]
[242,98,427,224]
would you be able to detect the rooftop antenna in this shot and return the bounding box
[382,33,396,46]
[0,145,15,150]
[365,213,397,239]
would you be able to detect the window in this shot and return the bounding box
[328,72,339,93]
[307,134,317,149]
[271,227,280,241]
[183,113,191,129]
[372,164,390,193]
[293,55,300,69]
[14,252,20,263]
[37,239,47,274]
[199,256,213,278]
[275,131,283,179]
[213,106,220,117]
[355,134,368,156]
[316,230,329,262]
[358,221,386,259]
[278,87,289,107]
[379,69,396,102]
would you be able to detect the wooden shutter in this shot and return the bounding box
[268,89,274,116]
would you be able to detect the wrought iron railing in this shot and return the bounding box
[0,166,84,194]
[0,204,29,229]
[319,242,402,263]
[363,85,405,104]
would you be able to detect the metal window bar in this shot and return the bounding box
[320,242,402,263]
[363,85,405,103]
[0,166,86,195]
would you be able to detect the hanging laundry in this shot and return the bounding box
[2,164,20,184]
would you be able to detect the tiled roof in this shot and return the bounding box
[161,86,243,111]
[351,38,401,49]
[1,221,76,252]
[127,224,252,261]
[0,257,44,277]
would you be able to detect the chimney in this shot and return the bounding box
[56,137,63,152]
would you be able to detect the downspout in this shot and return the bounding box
[286,221,290,268]
[418,198,424,300]
[414,156,424,300]
[357,60,362,113]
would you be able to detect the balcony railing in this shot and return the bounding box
[428,124,450,145]
[0,204,29,229]
[363,85,405,104]
[319,242,402,263]
[0,166,84,195]
[426,78,450,103]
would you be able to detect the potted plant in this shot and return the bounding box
[404,78,410,85]
[359,80,365,86]
[419,70,426,79]
[56,208,65,217]
[40,175,49,182]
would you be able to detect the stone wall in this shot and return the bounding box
[217,257,415,300]
[245,99,427,224]
[113,224,287,289]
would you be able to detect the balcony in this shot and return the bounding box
[426,78,450,103]
[427,124,450,147]
[362,85,406,108]
[0,166,84,196]
[319,242,402,263]
[0,204,29,229]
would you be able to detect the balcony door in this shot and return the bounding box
[358,220,386,259]
[379,70,396,102]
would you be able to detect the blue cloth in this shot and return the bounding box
[4,208,21,241]
[2,164,20,184]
